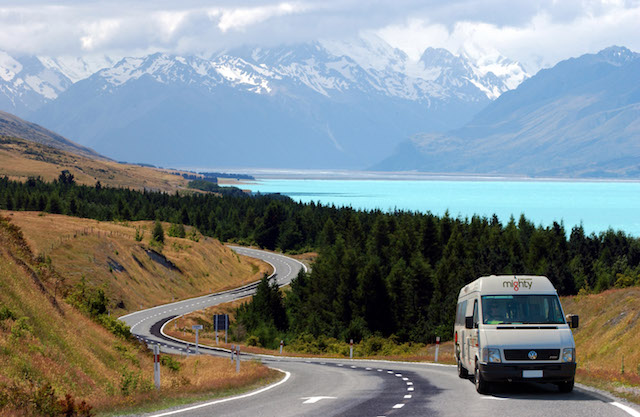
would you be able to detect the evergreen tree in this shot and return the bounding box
[152,220,165,244]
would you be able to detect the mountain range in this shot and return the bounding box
[1,39,638,178]
[374,46,640,178]
[0,35,527,169]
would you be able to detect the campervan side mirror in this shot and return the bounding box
[566,314,579,329]
[465,316,474,329]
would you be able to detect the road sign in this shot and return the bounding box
[214,314,229,330]
[214,314,229,345]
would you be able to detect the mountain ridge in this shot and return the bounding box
[0,110,104,159]
[14,38,528,169]
[373,46,640,178]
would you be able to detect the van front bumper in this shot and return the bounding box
[479,362,576,382]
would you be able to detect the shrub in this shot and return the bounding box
[160,355,182,372]
[0,305,16,321]
[167,223,186,238]
[97,315,131,340]
[246,335,260,347]
[11,316,33,339]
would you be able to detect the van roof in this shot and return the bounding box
[459,275,557,297]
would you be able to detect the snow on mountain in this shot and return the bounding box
[0,36,529,117]
[39,55,118,83]
[374,46,640,178]
[419,46,528,100]
[0,53,72,115]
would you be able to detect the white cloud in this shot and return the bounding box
[0,0,637,72]
[376,2,640,73]
[80,19,121,51]
[218,3,307,32]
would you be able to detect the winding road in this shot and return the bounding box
[119,247,640,417]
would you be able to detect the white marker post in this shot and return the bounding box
[153,344,161,389]
[350,339,354,359]
[236,345,241,373]
[192,325,203,355]
[214,315,219,345]
[435,336,440,363]
[280,340,284,355]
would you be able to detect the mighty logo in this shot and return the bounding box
[502,278,533,291]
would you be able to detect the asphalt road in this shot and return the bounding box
[120,247,640,417]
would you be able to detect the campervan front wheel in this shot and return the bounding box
[474,362,490,394]
[557,379,574,393]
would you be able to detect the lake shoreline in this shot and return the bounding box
[199,168,640,183]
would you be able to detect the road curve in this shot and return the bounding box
[120,247,640,417]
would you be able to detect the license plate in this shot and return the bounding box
[523,370,543,378]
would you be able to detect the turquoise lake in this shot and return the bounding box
[234,179,640,236]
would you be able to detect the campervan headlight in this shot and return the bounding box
[482,348,502,363]
[562,348,575,363]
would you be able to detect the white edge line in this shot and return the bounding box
[147,368,291,417]
[160,316,233,354]
[120,247,305,322]
[229,245,308,273]
[612,402,640,417]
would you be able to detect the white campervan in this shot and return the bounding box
[453,275,579,394]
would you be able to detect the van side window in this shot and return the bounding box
[456,300,468,325]
[472,300,478,327]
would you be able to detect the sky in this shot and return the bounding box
[1,0,639,73]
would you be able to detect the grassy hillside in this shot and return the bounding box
[0,215,277,416]
[0,111,102,160]
[4,211,270,316]
[0,136,192,193]
[562,289,640,401]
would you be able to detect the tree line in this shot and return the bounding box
[2,174,640,346]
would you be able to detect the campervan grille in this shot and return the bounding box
[503,349,560,361]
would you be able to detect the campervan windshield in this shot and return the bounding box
[481,295,565,325]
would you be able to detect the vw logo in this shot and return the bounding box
[528,350,538,360]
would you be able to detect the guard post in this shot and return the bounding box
[153,344,161,389]
[435,336,440,363]
[192,324,203,354]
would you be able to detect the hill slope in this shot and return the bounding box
[0,110,102,160]
[0,213,275,414]
[375,46,640,178]
[6,212,269,316]
[562,287,640,400]
[0,135,194,193]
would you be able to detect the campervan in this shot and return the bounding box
[454,275,578,394]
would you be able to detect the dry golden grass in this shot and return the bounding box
[4,211,270,316]
[0,214,279,415]
[561,288,640,401]
[92,356,280,415]
[0,136,192,192]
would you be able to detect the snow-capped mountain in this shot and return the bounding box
[0,37,529,169]
[374,46,640,178]
[0,52,116,115]
[0,52,71,115]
